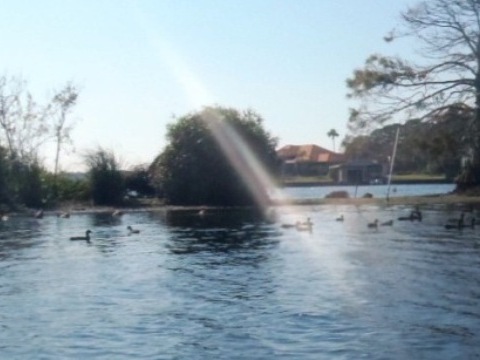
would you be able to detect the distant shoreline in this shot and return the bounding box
[280,179,453,188]
[271,194,480,207]
[6,194,476,218]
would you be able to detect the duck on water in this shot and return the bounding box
[127,225,140,234]
[70,230,92,242]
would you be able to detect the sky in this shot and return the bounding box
[0,0,418,171]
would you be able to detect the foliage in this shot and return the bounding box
[42,172,90,202]
[0,145,48,208]
[0,75,50,164]
[125,165,156,198]
[343,115,466,179]
[50,83,79,195]
[151,106,279,206]
[346,0,480,186]
[0,74,81,208]
[327,128,339,152]
[84,148,125,206]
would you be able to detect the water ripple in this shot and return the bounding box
[0,206,479,358]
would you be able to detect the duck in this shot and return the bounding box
[127,225,140,234]
[112,209,124,217]
[381,219,394,226]
[198,209,206,217]
[398,206,422,221]
[336,215,344,222]
[57,211,70,218]
[446,212,465,226]
[70,230,92,242]
[295,221,313,232]
[367,219,379,229]
[444,212,471,229]
[295,218,313,232]
[299,217,313,226]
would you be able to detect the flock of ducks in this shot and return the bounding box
[68,225,141,243]
[279,206,476,232]
[1,205,476,242]
[0,208,141,243]
[281,217,314,232]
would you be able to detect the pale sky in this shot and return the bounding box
[0,0,418,171]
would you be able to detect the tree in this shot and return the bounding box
[327,129,339,152]
[343,117,465,178]
[151,106,278,207]
[0,75,50,164]
[0,74,80,209]
[50,83,78,196]
[84,148,125,206]
[346,0,480,187]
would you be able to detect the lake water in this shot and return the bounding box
[1,198,480,359]
[276,183,456,200]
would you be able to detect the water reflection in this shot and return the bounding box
[164,209,280,259]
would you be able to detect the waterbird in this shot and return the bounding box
[447,212,465,225]
[295,218,313,232]
[34,209,44,219]
[367,219,379,229]
[57,211,70,218]
[299,217,313,227]
[295,222,313,232]
[381,220,394,226]
[127,225,140,234]
[336,215,344,222]
[112,209,124,217]
[70,230,92,242]
[398,206,422,222]
[444,212,471,230]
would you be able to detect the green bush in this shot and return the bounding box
[84,148,125,206]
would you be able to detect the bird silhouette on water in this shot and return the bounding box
[367,219,379,229]
[70,230,92,242]
[127,225,140,234]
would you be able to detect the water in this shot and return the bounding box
[275,183,456,200]
[0,202,479,359]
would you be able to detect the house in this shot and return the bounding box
[277,144,345,177]
[329,160,385,184]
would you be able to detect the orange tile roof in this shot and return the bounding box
[277,144,345,163]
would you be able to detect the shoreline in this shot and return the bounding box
[271,194,480,207]
[7,193,480,217]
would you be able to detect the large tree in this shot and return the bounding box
[151,106,278,207]
[346,0,480,187]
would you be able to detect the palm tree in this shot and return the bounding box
[327,129,339,152]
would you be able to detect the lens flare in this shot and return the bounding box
[131,3,298,214]
[199,108,277,209]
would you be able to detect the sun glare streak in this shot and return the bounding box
[200,108,278,209]
[130,2,297,210]
[128,3,214,109]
